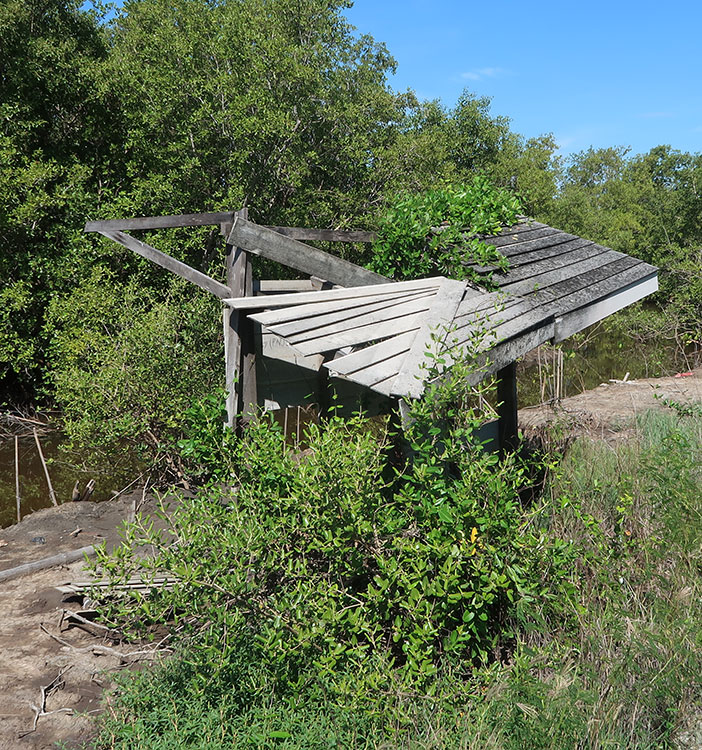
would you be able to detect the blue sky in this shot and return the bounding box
[344,0,702,159]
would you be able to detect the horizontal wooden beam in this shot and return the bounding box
[85,212,235,232]
[227,277,441,310]
[264,226,377,243]
[226,217,388,288]
[99,230,231,299]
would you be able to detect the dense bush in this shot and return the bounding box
[368,177,519,282]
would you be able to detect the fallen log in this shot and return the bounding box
[0,545,95,583]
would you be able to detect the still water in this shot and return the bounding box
[0,433,134,528]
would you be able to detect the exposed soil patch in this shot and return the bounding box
[0,491,170,749]
[519,366,702,440]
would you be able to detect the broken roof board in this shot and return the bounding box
[226,220,657,401]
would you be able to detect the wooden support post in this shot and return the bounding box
[15,435,21,524]
[223,208,257,430]
[496,362,519,454]
[33,428,58,506]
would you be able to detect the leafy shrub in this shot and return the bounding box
[368,177,520,282]
[89,361,567,709]
[45,267,222,475]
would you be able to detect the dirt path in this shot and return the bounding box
[519,366,702,438]
[0,492,169,749]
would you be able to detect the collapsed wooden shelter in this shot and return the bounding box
[85,211,658,449]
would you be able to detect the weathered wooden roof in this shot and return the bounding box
[224,219,658,401]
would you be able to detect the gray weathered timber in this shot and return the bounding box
[490,237,594,267]
[326,331,417,377]
[390,279,467,399]
[532,256,643,308]
[271,292,435,339]
[496,243,611,286]
[554,274,658,341]
[0,546,96,583]
[337,349,408,390]
[251,287,435,328]
[490,234,591,260]
[223,208,256,427]
[86,212,234,232]
[255,280,339,294]
[226,217,388,288]
[496,362,518,452]
[483,224,561,247]
[263,227,377,243]
[465,322,556,386]
[292,316,424,356]
[99,230,231,299]
[500,252,629,297]
[228,277,441,311]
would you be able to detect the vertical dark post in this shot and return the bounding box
[496,361,519,454]
[223,207,257,430]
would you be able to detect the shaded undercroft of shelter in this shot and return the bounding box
[85,213,658,451]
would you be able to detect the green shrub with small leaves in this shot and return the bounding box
[369,177,520,282]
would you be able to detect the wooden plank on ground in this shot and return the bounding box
[263,227,377,243]
[227,217,388,287]
[227,277,442,310]
[99,230,230,299]
[390,279,468,399]
[86,212,234,232]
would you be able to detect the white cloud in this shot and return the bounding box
[460,67,508,81]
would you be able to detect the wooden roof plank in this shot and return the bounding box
[258,289,433,333]
[250,287,435,327]
[482,225,563,248]
[538,260,654,315]
[292,316,424,356]
[499,251,626,297]
[227,277,443,311]
[491,237,595,268]
[495,243,612,286]
[326,331,417,377]
[275,293,434,340]
[334,350,408,390]
[390,279,468,399]
[226,216,388,288]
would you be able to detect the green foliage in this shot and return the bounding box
[45,268,222,473]
[368,177,520,281]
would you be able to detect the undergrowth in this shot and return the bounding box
[86,392,702,749]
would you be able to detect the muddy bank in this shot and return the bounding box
[0,491,170,749]
[519,366,702,438]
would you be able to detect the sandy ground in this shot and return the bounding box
[0,492,168,750]
[519,366,702,439]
